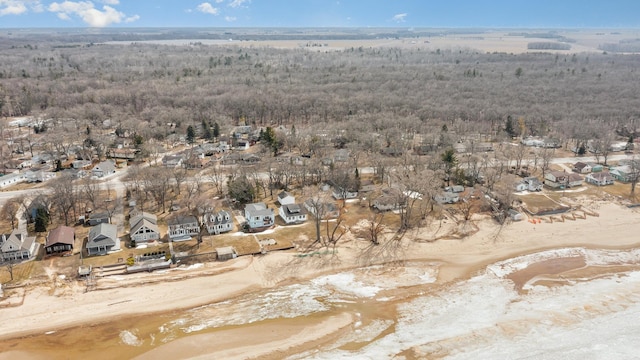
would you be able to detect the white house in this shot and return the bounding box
[0,230,38,261]
[545,171,583,189]
[203,210,234,235]
[244,203,275,230]
[585,172,614,186]
[279,204,308,225]
[573,162,592,174]
[523,177,543,191]
[0,173,26,189]
[277,191,295,206]
[514,181,529,192]
[162,154,184,168]
[92,160,116,178]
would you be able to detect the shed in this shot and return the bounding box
[216,246,237,261]
[507,209,524,221]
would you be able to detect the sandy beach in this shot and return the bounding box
[1,200,639,358]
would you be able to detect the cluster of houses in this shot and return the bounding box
[512,160,639,192]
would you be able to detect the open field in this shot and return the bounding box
[99,29,640,55]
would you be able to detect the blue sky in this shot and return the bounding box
[1,0,639,28]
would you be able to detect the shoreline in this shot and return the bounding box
[1,202,639,356]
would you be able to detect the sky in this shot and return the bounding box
[1,0,640,29]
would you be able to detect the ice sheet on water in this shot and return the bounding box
[305,267,640,360]
[119,329,143,347]
[312,273,381,298]
[166,282,332,333]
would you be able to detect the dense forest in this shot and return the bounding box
[2,33,640,146]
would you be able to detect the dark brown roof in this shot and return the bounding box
[46,226,75,247]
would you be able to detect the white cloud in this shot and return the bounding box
[196,2,218,15]
[215,0,223,3]
[392,13,407,23]
[100,0,118,4]
[0,0,29,16]
[228,0,250,9]
[48,1,138,27]
[224,15,235,22]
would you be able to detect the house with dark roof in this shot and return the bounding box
[244,203,275,230]
[167,215,200,241]
[86,223,120,256]
[129,211,160,245]
[87,212,110,226]
[279,204,308,225]
[45,225,75,255]
[0,230,38,261]
[203,210,234,235]
[573,162,592,174]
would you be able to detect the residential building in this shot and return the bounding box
[360,180,376,193]
[167,215,200,241]
[203,210,234,235]
[514,181,529,192]
[129,211,160,245]
[544,171,583,189]
[277,191,295,206]
[585,172,615,186]
[0,173,26,189]
[26,195,50,223]
[304,199,340,219]
[244,203,275,230]
[589,163,604,173]
[87,212,110,226]
[87,223,120,256]
[162,154,184,168]
[433,191,460,204]
[279,204,308,225]
[523,177,543,191]
[609,165,638,183]
[0,230,38,261]
[107,148,137,160]
[45,225,75,255]
[372,188,406,211]
[92,160,116,178]
[573,162,592,174]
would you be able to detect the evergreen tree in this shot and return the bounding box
[186,125,196,144]
[35,208,49,233]
[505,116,516,138]
[213,122,220,139]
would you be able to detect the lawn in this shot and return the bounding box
[518,192,570,215]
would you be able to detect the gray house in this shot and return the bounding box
[87,223,120,256]
[129,211,160,245]
[87,212,110,226]
[167,215,200,241]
